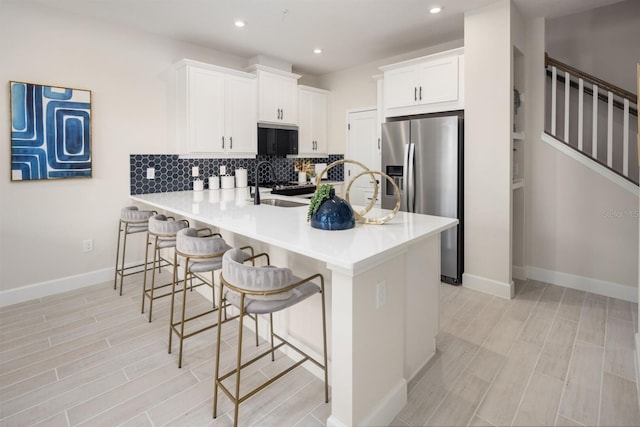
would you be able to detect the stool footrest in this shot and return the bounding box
[216,339,311,406]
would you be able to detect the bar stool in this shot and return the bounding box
[169,228,255,368]
[213,248,329,427]
[141,214,192,322]
[113,206,157,296]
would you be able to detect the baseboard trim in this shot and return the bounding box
[327,379,407,427]
[0,267,114,308]
[462,273,513,299]
[526,266,637,303]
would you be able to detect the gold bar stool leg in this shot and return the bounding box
[212,281,225,419]
[320,277,329,402]
[118,230,129,296]
[141,231,151,314]
[177,257,190,368]
[113,220,123,290]
[233,295,245,427]
[269,313,275,361]
[148,236,160,321]
[168,250,178,355]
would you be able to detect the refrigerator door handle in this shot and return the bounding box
[407,143,416,212]
[402,143,410,210]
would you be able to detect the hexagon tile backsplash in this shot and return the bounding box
[130,154,344,195]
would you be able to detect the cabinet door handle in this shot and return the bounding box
[414,87,417,101]
[378,137,381,149]
[221,136,225,149]
[229,136,233,149]
[419,86,422,100]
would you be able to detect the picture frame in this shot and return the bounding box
[10,81,92,181]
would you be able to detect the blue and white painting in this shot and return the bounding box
[10,81,91,181]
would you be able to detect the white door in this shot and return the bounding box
[346,109,379,207]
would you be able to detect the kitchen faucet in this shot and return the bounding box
[254,161,277,205]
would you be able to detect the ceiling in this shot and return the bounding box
[29,0,623,76]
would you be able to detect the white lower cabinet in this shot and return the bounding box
[176,60,257,157]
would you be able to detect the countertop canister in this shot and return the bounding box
[221,175,235,189]
[209,175,219,190]
[235,168,248,188]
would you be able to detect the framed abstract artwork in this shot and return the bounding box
[10,81,92,181]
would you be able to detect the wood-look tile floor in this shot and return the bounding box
[1,273,638,426]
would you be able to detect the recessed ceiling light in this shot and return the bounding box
[313,48,323,54]
[429,6,442,14]
[234,20,246,28]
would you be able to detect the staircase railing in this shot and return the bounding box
[545,53,638,185]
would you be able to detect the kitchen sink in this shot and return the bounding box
[260,199,307,208]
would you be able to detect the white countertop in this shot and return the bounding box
[131,189,458,274]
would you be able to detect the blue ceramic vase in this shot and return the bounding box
[310,189,356,230]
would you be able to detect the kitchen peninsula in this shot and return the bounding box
[131,189,457,427]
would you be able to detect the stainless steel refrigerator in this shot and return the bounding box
[381,112,463,284]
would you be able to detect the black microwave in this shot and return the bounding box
[257,123,298,156]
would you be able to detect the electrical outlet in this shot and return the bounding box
[82,239,94,252]
[220,165,226,175]
[146,167,155,179]
[376,281,387,308]
[191,166,199,177]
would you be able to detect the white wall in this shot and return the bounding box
[546,0,640,94]
[0,2,250,296]
[525,7,639,300]
[462,0,514,298]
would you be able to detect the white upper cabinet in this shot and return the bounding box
[380,48,464,117]
[249,65,300,125]
[176,60,257,157]
[297,85,329,156]
[225,75,256,154]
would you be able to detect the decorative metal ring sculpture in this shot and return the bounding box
[315,159,401,224]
